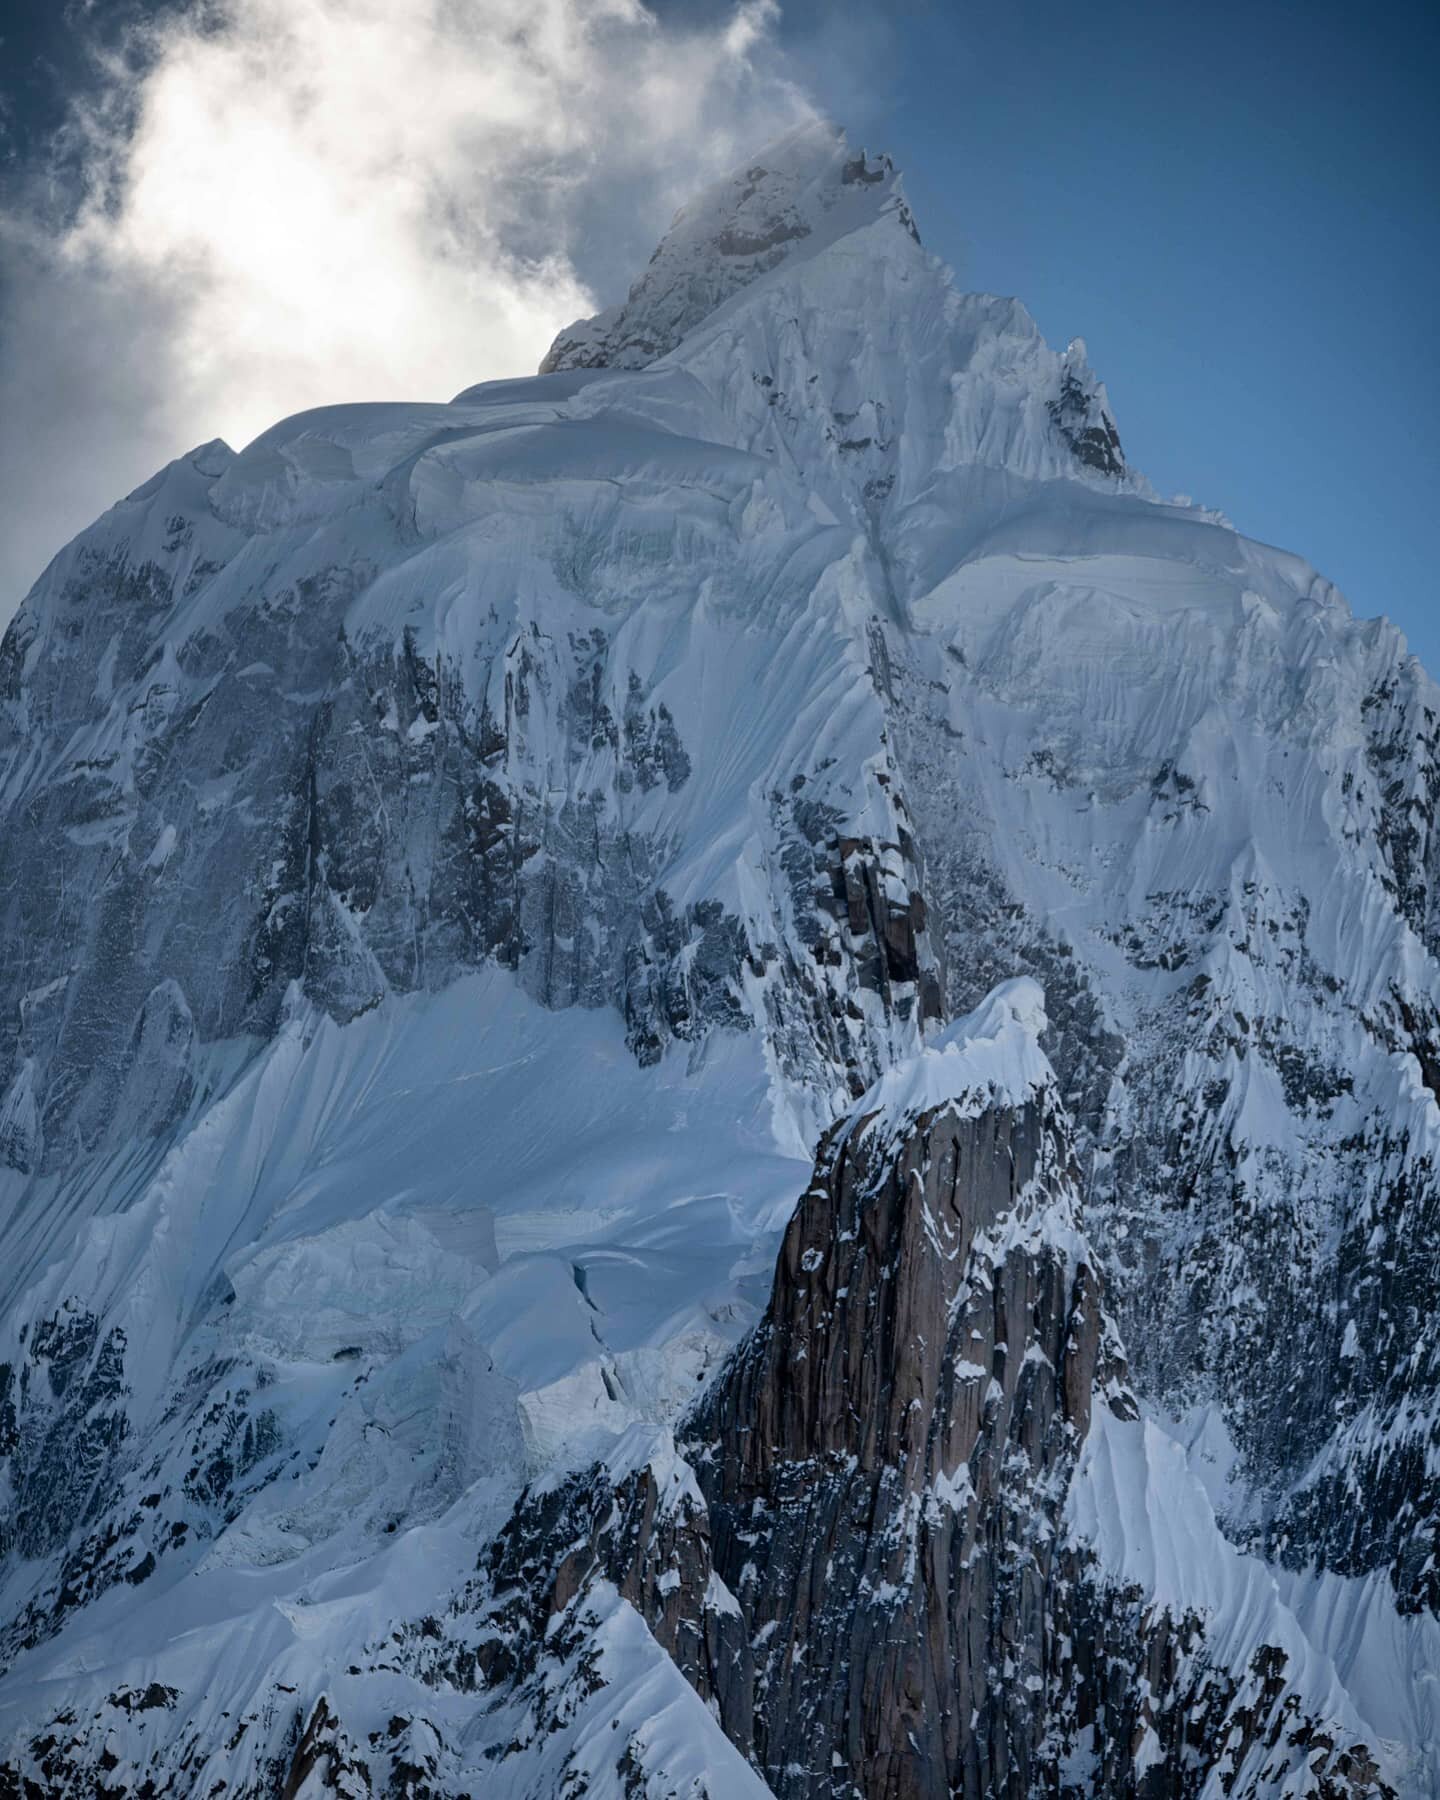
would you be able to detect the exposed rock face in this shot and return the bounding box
[1048,357,1125,476]
[1,986,1398,1796]
[431,990,1394,1799]
[683,1032,1121,1795]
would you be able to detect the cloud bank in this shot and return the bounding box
[0,0,813,619]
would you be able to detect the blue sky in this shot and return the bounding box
[760,0,1440,667]
[2,0,1436,669]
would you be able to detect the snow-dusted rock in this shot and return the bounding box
[370,1013,1392,1797]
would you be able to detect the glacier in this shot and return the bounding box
[0,120,1436,1794]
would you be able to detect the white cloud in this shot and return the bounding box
[0,0,813,620]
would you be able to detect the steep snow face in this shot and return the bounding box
[0,977,803,1793]
[884,494,1440,1612]
[1069,1409,1440,1799]
[0,123,1437,1794]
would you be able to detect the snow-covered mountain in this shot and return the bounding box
[0,121,1437,1795]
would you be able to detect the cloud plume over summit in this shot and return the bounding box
[0,0,813,619]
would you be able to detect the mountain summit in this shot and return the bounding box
[0,132,1435,1796]
[541,121,919,375]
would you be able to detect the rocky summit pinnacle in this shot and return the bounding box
[0,126,1435,1798]
[540,121,919,374]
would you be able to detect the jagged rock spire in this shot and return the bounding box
[403,990,1392,1799]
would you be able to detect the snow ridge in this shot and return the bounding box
[850,973,1051,1134]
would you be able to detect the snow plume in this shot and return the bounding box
[0,0,814,623]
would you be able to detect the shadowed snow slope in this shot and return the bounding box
[0,123,1437,1794]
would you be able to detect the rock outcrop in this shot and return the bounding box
[412,985,1394,1799]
